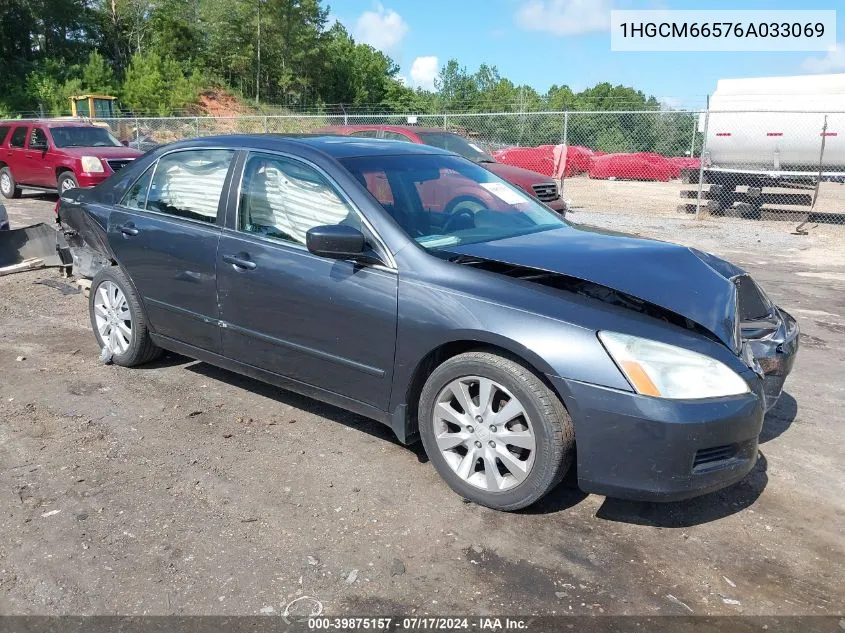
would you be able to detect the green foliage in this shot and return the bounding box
[122,52,203,116]
[0,0,692,158]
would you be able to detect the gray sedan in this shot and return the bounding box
[57,135,799,511]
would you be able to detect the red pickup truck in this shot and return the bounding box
[316,125,567,214]
[0,120,142,198]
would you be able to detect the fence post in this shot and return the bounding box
[688,114,697,157]
[443,113,447,129]
[134,118,140,148]
[561,111,569,145]
[695,109,710,220]
[195,117,200,137]
[264,115,268,133]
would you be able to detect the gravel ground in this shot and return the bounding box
[1,193,843,617]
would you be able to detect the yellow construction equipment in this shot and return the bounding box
[69,95,117,119]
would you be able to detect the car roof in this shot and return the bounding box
[164,134,454,159]
[0,119,104,129]
[325,125,452,135]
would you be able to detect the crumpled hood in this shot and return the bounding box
[448,224,744,351]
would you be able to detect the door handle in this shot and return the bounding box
[222,254,257,270]
[120,223,139,237]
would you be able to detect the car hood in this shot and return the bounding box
[446,224,744,351]
[57,146,144,159]
[483,161,554,186]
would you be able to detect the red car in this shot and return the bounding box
[317,126,566,214]
[0,120,142,198]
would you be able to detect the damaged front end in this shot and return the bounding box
[444,245,798,411]
[735,274,799,410]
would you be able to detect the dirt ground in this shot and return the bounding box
[1,193,844,617]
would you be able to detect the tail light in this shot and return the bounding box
[54,199,61,221]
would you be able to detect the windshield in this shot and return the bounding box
[416,132,495,163]
[340,154,564,249]
[50,127,122,148]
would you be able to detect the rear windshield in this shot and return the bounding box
[50,126,122,148]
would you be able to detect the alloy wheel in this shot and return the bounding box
[93,281,132,354]
[432,376,536,492]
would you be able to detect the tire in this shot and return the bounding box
[89,266,162,367]
[57,171,78,195]
[418,351,575,511]
[0,167,21,199]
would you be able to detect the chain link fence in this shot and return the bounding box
[93,110,845,226]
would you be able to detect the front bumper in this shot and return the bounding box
[76,172,110,188]
[549,374,766,502]
[545,197,567,215]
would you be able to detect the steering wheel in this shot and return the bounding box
[442,196,485,233]
[442,208,476,233]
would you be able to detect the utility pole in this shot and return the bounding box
[256,0,261,106]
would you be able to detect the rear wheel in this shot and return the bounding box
[57,171,78,195]
[89,267,162,367]
[0,167,21,199]
[418,351,574,511]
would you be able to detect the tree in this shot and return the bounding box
[122,51,200,115]
[80,51,117,94]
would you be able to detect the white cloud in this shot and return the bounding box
[354,3,409,55]
[802,42,845,73]
[515,0,611,36]
[409,56,439,91]
[659,96,683,111]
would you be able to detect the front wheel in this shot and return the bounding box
[418,351,575,511]
[89,267,162,367]
[57,171,78,195]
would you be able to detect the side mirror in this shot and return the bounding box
[306,225,383,265]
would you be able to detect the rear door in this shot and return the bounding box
[6,126,30,184]
[216,151,398,409]
[106,148,237,354]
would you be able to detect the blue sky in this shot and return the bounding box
[331,0,845,109]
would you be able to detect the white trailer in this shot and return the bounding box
[685,74,845,220]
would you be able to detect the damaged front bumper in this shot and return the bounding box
[550,307,798,503]
[743,307,799,412]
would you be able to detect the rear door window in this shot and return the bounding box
[9,127,27,148]
[120,166,155,210]
[146,150,235,223]
[382,131,411,141]
[349,130,381,138]
[0,126,11,145]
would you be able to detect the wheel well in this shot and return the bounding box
[56,167,74,179]
[402,340,558,437]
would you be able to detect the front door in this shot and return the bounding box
[106,148,237,354]
[217,151,398,410]
[25,127,53,187]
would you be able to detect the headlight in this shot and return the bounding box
[80,156,104,173]
[598,331,749,399]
